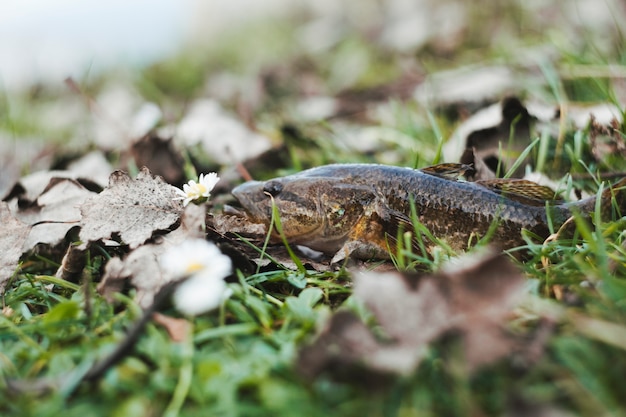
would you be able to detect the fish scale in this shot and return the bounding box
[219,164,624,262]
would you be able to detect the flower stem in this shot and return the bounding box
[163,323,194,417]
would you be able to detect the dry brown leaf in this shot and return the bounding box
[152,312,191,342]
[447,97,533,178]
[414,66,518,109]
[130,134,185,185]
[298,250,525,381]
[97,257,128,302]
[354,271,451,349]
[0,156,20,201]
[176,99,272,165]
[79,167,183,249]
[4,170,102,207]
[111,244,168,308]
[0,203,31,292]
[297,311,397,386]
[66,151,113,189]
[589,116,626,162]
[13,178,94,250]
[98,204,205,308]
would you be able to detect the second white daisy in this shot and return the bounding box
[174,172,220,207]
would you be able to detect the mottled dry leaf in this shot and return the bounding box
[98,257,127,302]
[446,97,532,178]
[298,251,525,381]
[79,167,183,249]
[98,204,205,308]
[588,116,626,163]
[131,134,185,185]
[176,99,272,165]
[4,170,102,206]
[0,155,20,201]
[66,151,113,189]
[354,272,451,348]
[414,66,518,109]
[14,178,94,250]
[0,139,53,201]
[108,244,167,308]
[298,311,396,386]
[0,203,31,293]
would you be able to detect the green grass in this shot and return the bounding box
[3,2,626,416]
[5,130,626,417]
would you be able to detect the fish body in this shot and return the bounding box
[222,164,622,262]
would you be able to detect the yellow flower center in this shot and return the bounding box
[185,261,205,273]
[195,184,207,194]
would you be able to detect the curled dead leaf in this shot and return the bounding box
[98,204,206,308]
[14,178,94,251]
[297,311,398,387]
[79,167,183,249]
[298,250,526,382]
[0,203,31,293]
[130,134,186,185]
[448,97,533,178]
[4,170,102,207]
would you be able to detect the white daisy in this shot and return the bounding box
[174,172,220,207]
[160,239,233,315]
[172,272,233,316]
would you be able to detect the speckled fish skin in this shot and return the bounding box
[226,164,615,262]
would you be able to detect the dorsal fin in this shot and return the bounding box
[421,163,475,181]
[476,178,562,206]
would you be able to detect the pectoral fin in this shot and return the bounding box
[331,212,397,263]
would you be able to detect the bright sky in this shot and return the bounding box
[0,0,192,90]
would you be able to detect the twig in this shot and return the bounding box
[235,162,254,182]
[81,281,179,382]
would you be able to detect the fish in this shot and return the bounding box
[218,163,626,263]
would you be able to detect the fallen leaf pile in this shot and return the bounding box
[443,95,623,180]
[298,251,526,383]
[0,167,185,297]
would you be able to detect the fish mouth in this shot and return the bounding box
[223,203,248,218]
[227,180,270,221]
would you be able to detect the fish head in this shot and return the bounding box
[226,175,376,253]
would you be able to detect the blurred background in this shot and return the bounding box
[2,0,624,90]
[1,0,626,187]
[0,0,624,89]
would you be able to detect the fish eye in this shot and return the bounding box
[263,180,283,197]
